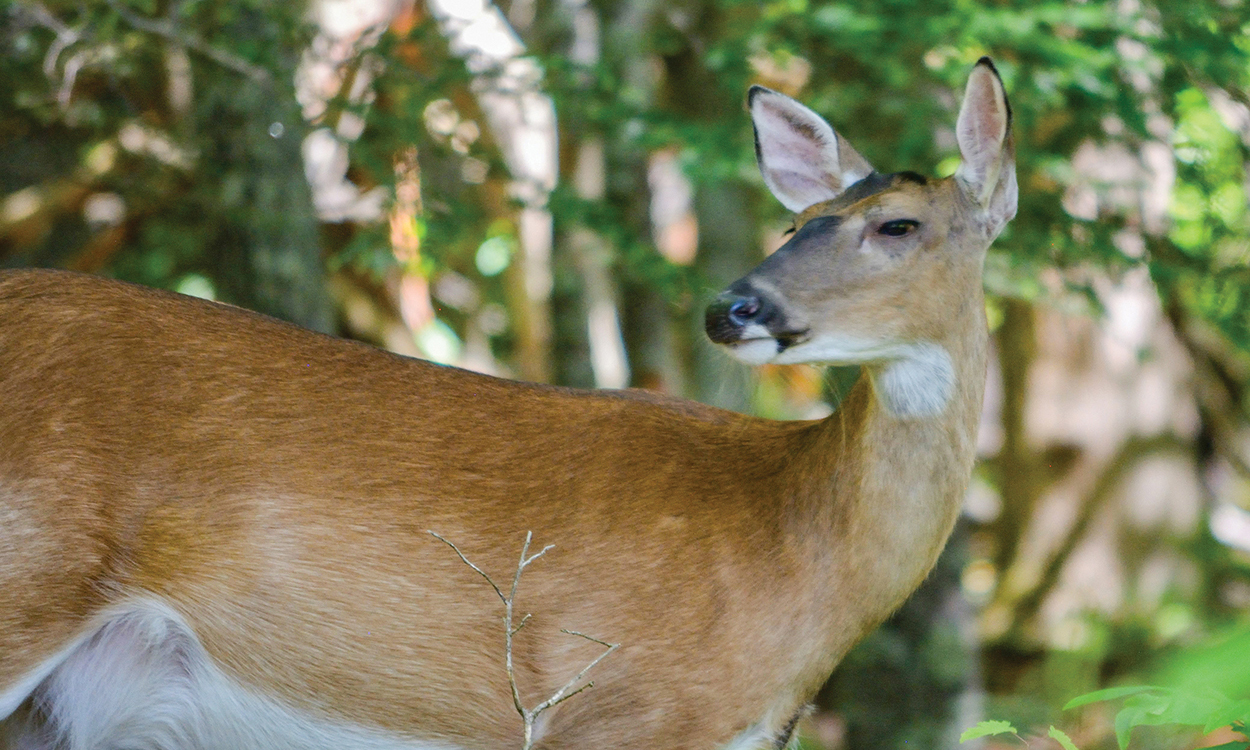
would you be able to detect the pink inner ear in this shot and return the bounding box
[770,171,836,201]
[967,99,1005,145]
[753,98,842,210]
[958,70,1007,155]
[756,105,834,165]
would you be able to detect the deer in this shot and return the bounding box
[0,57,1015,750]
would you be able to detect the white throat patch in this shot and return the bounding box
[870,342,955,419]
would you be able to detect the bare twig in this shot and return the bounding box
[429,530,506,601]
[429,530,620,750]
[103,0,272,84]
[532,629,621,713]
[13,1,81,79]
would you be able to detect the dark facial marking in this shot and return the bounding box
[789,214,842,245]
[822,171,928,213]
[748,215,842,271]
[832,171,895,207]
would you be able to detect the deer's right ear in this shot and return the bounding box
[749,86,874,213]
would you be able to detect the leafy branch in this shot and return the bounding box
[961,720,1079,750]
[429,530,620,750]
[963,685,1250,750]
[1064,685,1250,750]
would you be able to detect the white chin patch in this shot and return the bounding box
[727,338,779,365]
[771,335,877,366]
[766,334,957,419]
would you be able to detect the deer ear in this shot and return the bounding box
[955,58,1017,235]
[749,86,874,213]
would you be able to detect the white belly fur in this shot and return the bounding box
[0,598,460,750]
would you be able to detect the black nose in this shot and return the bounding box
[705,291,771,344]
[727,296,762,326]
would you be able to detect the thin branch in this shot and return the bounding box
[12,1,82,79]
[428,530,506,603]
[560,629,616,648]
[508,531,532,603]
[524,546,555,568]
[13,1,89,108]
[429,530,620,750]
[532,631,621,713]
[103,0,272,84]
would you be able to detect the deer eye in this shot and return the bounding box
[878,219,919,237]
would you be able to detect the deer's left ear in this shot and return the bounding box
[955,58,1017,236]
[750,86,875,213]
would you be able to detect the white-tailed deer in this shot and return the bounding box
[0,58,1015,750]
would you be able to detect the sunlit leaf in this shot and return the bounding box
[1205,699,1250,734]
[960,720,1017,743]
[1148,687,1232,727]
[1049,726,1080,750]
[1064,686,1162,711]
[1115,705,1149,750]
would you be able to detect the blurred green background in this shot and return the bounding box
[4,0,1250,747]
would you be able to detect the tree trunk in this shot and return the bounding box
[203,54,332,332]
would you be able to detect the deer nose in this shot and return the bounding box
[727,296,762,326]
[705,291,772,344]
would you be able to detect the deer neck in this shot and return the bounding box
[792,298,988,642]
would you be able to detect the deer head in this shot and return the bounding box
[706,58,1016,418]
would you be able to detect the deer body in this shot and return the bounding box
[0,60,1015,750]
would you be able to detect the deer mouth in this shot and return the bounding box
[773,330,810,351]
[724,327,809,349]
[715,327,811,365]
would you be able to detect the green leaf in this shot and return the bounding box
[1115,705,1150,750]
[1049,726,1080,750]
[1128,691,1179,723]
[1204,698,1250,733]
[1155,688,1231,726]
[960,720,1017,743]
[1064,686,1163,711]
[1111,693,1180,750]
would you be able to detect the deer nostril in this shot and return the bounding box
[727,296,762,327]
